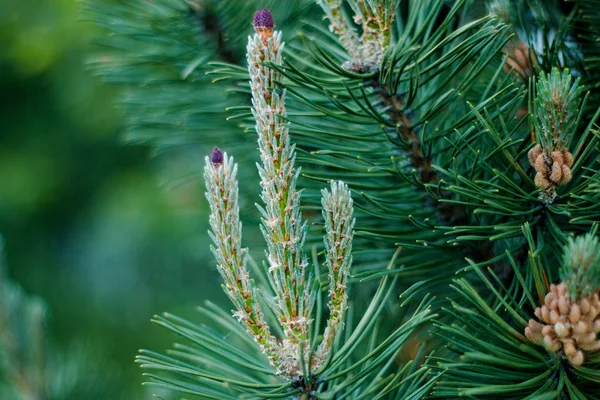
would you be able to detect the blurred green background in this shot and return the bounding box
[0,0,228,397]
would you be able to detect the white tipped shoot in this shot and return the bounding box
[204,9,355,382]
[316,180,355,366]
[204,149,283,371]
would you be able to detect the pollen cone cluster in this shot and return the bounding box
[527,144,573,191]
[504,40,538,79]
[525,283,600,367]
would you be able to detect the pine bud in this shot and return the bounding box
[315,180,355,367]
[533,68,583,151]
[253,9,274,41]
[210,147,223,165]
[561,232,600,301]
[319,0,398,66]
[529,68,581,204]
[253,9,274,29]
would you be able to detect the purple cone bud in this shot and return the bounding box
[211,147,224,164]
[253,9,274,30]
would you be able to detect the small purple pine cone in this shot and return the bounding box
[211,147,224,164]
[253,9,274,30]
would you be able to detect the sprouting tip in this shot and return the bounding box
[254,9,274,31]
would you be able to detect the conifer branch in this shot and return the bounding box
[376,85,438,184]
[315,180,355,366]
[248,11,315,375]
[204,148,283,371]
[321,2,455,201]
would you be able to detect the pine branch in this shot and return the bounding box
[136,9,437,398]
[85,1,600,398]
[238,0,519,283]
[248,14,315,374]
[315,180,355,365]
[204,148,283,371]
[434,227,600,398]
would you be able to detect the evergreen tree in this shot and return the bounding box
[87,0,600,398]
